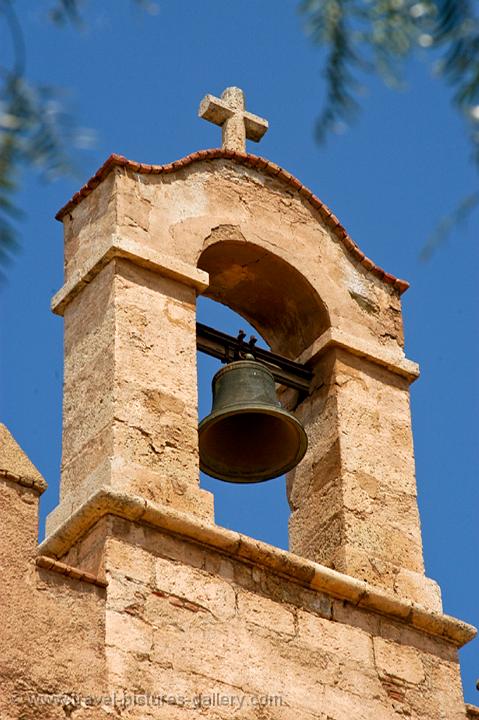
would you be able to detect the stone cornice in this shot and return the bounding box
[298,327,420,382]
[36,555,107,588]
[38,486,476,649]
[0,468,47,494]
[0,424,47,493]
[51,235,209,315]
[55,150,410,295]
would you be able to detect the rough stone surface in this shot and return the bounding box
[0,472,107,720]
[0,423,46,491]
[1,467,473,718]
[97,519,473,717]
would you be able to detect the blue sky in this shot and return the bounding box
[0,0,478,703]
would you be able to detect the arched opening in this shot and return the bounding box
[196,237,329,548]
[198,235,329,359]
[197,296,290,549]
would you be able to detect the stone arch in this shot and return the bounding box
[197,227,330,360]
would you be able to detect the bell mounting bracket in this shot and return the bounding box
[196,322,312,393]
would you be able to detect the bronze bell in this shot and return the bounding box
[198,359,308,483]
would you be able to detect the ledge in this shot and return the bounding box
[0,468,47,494]
[466,705,479,719]
[298,327,420,382]
[0,424,47,493]
[52,234,209,315]
[36,555,107,588]
[38,487,476,648]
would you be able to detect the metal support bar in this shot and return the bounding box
[196,322,312,392]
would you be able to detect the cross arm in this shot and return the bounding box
[243,111,269,142]
[198,95,234,127]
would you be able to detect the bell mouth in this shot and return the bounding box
[198,404,308,483]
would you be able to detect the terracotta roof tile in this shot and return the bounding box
[265,161,282,176]
[361,256,375,271]
[55,149,409,294]
[394,278,410,293]
[383,271,397,285]
[341,236,356,252]
[36,555,107,588]
[298,186,313,200]
[276,168,294,183]
[288,176,303,191]
[353,249,366,263]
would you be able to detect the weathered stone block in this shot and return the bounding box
[373,636,425,684]
[106,611,153,655]
[237,590,296,635]
[297,611,373,666]
[154,556,236,620]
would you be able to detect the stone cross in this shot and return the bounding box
[198,86,268,153]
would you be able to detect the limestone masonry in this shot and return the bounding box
[1,88,477,718]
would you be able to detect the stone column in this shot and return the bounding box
[287,335,441,611]
[46,233,214,536]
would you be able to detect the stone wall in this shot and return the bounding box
[0,443,475,719]
[0,473,106,720]
[99,516,468,719]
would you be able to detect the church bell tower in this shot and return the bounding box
[1,86,477,719]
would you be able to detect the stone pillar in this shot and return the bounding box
[287,337,441,610]
[46,234,214,536]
